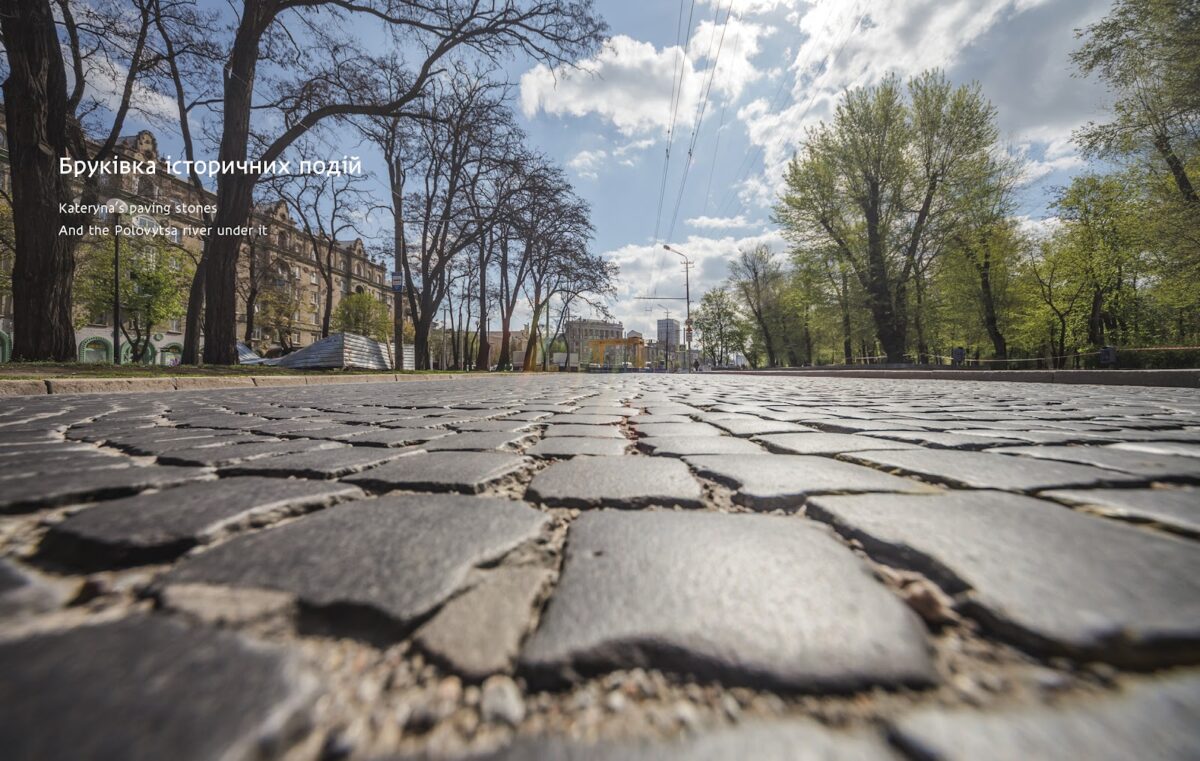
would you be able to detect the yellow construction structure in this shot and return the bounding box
[586,336,645,369]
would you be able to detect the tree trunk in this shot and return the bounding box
[1087,286,1104,346]
[202,10,264,365]
[475,239,489,370]
[497,317,512,370]
[1154,133,1198,205]
[977,252,1007,360]
[1,0,78,360]
[181,258,205,363]
[321,270,334,338]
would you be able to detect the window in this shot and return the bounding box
[309,292,317,305]
[309,271,317,285]
[136,175,156,199]
[293,267,300,281]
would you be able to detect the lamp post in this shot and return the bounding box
[662,244,694,371]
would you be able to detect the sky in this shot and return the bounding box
[115,0,1117,340]
[508,0,1115,338]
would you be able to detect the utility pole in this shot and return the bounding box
[662,245,695,371]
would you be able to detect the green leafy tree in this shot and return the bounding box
[333,292,392,342]
[75,235,193,363]
[693,288,746,366]
[776,70,1002,362]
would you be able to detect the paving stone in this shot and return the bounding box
[108,431,260,455]
[637,436,766,456]
[414,567,554,681]
[754,432,922,455]
[1108,441,1200,459]
[520,510,933,690]
[163,495,547,636]
[1040,487,1200,538]
[157,439,345,467]
[453,420,538,433]
[0,558,64,617]
[222,447,417,479]
[709,419,816,437]
[890,673,1200,761]
[445,721,899,760]
[684,454,933,509]
[991,445,1200,481]
[343,452,529,494]
[806,490,1200,666]
[0,614,316,761]
[0,449,136,479]
[542,424,625,439]
[857,430,1015,450]
[341,428,453,447]
[526,457,703,509]
[0,465,215,513]
[634,421,724,438]
[526,437,629,458]
[816,419,927,433]
[417,431,538,452]
[843,449,1147,492]
[40,477,364,569]
[548,414,624,425]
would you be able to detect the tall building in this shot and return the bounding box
[657,318,680,350]
[0,122,391,364]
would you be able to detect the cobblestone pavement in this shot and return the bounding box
[1,374,1198,760]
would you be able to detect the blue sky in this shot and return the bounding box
[125,0,1116,338]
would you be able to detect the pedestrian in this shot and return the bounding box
[693,359,700,373]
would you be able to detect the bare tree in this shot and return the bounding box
[730,245,784,367]
[196,0,604,364]
[271,166,370,337]
[1,0,161,359]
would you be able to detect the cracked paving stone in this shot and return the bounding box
[633,421,724,438]
[107,431,262,456]
[889,673,1200,761]
[637,436,766,456]
[441,721,901,760]
[684,454,934,510]
[1040,487,1200,538]
[990,445,1200,482]
[343,451,529,494]
[162,495,548,636]
[1108,441,1200,459]
[0,465,215,513]
[526,437,630,458]
[417,431,538,452]
[541,424,625,439]
[843,448,1147,492]
[0,558,64,617]
[39,477,365,570]
[221,447,417,479]
[525,457,703,509]
[709,419,816,437]
[520,510,934,690]
[857,430,1018,450]
[453,420,538,433]
[806,490,1200,667]
[341,428,453,448]
[414,567,554,681]
[547,414,625,425]
[156,438,345,467]
[754,432,923,455]
[0,449,136,479]
[0,615,316,761]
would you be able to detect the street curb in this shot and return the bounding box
[0,373,472,397]
[709,368,1200,388]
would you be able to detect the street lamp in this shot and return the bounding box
[662,244,694,371]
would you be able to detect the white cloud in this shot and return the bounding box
[686,214,756,229]
[568,149,608,180]
[687,16,774,100]
[726,0,1111,215]
[520,35,703,136]
[603,229,788,337]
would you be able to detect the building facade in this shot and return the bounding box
[0,122,391,364]
[565,319,623,359]
[656,318,680,349]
